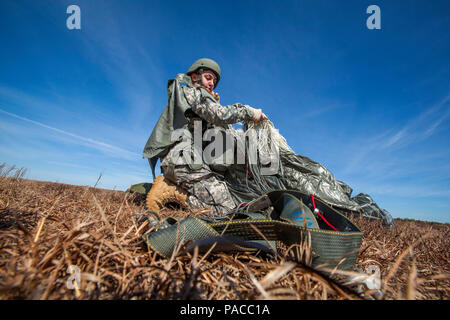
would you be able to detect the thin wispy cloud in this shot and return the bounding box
[0,85,65,115]
[356,181,450,199]
[336,93,450,208]
[342,94,450,175]
[382,128,407,149]
[381,94,450,150]
[301,103,347,119]
[423,108,450,139]
[0,108,138,160]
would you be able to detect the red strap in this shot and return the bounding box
[232,202,248,209]
[310,194,338,232]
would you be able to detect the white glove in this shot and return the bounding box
[247,106,266,122]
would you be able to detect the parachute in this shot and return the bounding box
[222,120,395,228]
[141,74,395,228]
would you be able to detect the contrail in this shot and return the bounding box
[0,108,139,159]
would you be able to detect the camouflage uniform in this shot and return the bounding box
[183,86,253,125]
[161,85,254,213]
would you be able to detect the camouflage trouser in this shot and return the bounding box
[160,146,236,213]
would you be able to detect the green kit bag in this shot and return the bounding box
[142,190,363,271]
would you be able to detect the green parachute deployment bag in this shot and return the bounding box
[142,190,363,271]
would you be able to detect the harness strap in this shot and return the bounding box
[142,190,363,270]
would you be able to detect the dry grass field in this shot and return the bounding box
[0,164,448,300]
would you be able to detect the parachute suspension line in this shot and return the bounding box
[310,194,338,231]
[227,119,293,193]
[246,119,294,192]
[246,119,293,153]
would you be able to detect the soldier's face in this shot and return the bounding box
[192,70,217,91]
[201,70,217,91]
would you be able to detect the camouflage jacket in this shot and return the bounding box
[143,74,254,177]
[182,86,254,125]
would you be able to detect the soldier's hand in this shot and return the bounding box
[212,91,220,102]
[248,107,265,122]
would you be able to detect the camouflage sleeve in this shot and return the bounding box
[182,86,254,125]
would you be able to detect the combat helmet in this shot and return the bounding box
[186,58,221,88]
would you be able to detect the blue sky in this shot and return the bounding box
[1,0,449,223]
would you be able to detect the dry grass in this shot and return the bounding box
[0,164,448,300]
